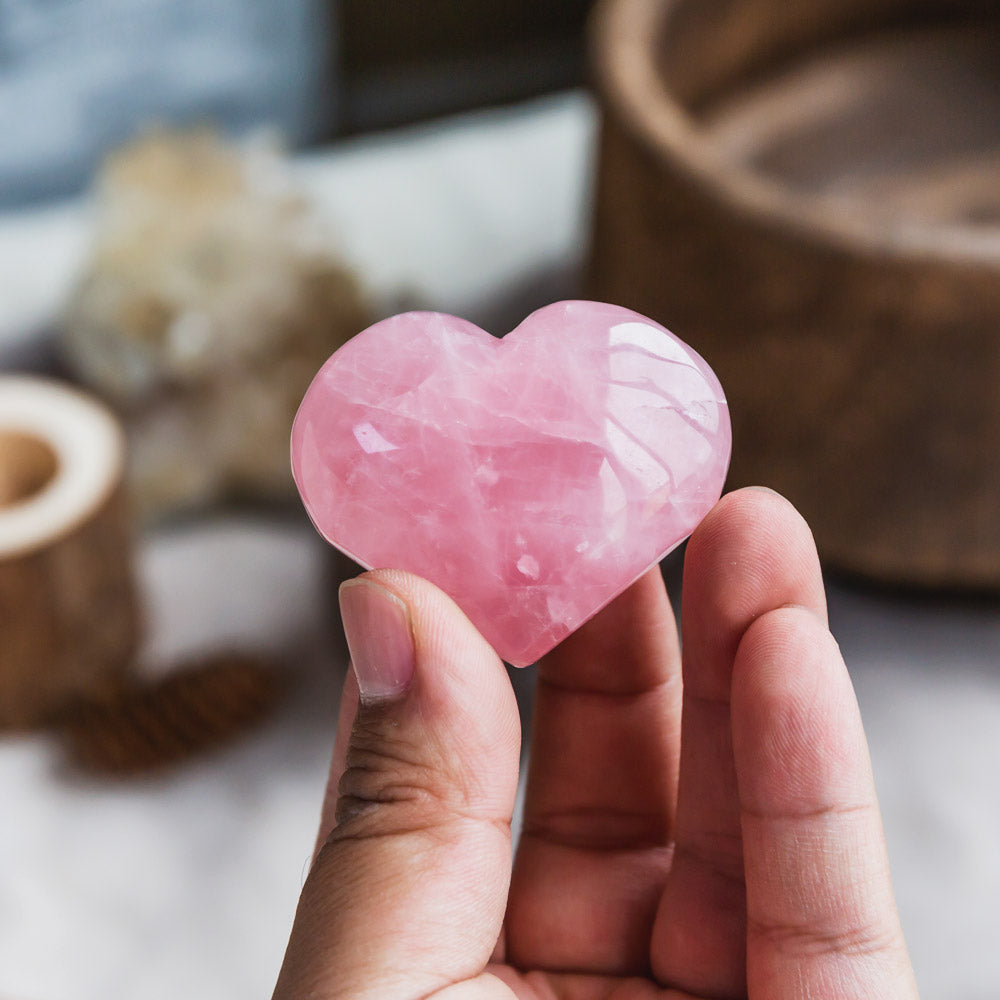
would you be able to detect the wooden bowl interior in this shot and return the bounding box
[623,0,1000,240]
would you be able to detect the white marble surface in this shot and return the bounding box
[2,91,1000,1000]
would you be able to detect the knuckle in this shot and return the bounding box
[749,914,901,959]
[332,708,447,831]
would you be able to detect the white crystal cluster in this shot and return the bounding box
[62,129,370,520]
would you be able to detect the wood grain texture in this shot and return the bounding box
[588,0,1000,587]
[0,485,140,728]
[0,380,141,732]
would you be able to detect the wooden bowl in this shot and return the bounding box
[588,0,1000,588]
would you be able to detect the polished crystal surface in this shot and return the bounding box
[292,301,731,666]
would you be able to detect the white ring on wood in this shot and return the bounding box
[0,376,124,558]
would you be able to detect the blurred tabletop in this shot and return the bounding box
[1,92,999,1000]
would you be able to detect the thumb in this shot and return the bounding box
[273,569,522,1000]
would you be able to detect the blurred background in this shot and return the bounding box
[1,1,999,998]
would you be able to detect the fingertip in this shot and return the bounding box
[731,605,872,819]
[681,488,828,695]
[359,568,507,676]
[343,567,520,776]
[731,607,917,998]
[689,487,820,580]
[539,564,678,694]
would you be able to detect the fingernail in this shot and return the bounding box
[339,579,415,702]
[749,485,785,499]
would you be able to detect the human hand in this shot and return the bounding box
[272,487,920,999]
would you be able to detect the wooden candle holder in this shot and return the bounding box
[589,0,1000,587]
[0,378,140,728]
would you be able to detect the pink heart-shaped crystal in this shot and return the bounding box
[292,301,731,666]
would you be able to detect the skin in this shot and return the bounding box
[272,487,921,999]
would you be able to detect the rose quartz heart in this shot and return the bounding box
[292,301,731,666]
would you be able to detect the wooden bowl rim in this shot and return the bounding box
[590,0,1000,266]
